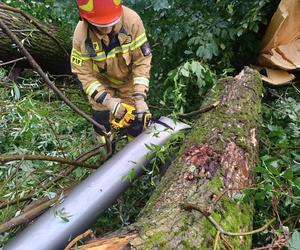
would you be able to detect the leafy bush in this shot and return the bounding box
[125,0,277,80]
[161,61,216,116]
[235,85,300,247]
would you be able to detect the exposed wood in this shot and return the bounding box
[77,232,138,250]
[0,4,71,74]
[65,230,96,250]
[80,67,263,249]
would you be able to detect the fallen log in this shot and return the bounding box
[0,4,71,74]
[79,67,265,249]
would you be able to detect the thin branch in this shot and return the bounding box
[41,146,104,189]
[22,196,52,213]
[0,145,106,209]
[64,229,96,250]
[179,101,220,118]
[0,3,69,57]
[0,57,26,66]
[0,185,74,233]
[182,203,276,236]
[0,154,98,169]
[206,188,230,215]
[292,83,300,94]
[0,195,59,233]
[220,234,233,250]
[213,231,220,250]
[45,117,67,158]
[0,19,108,136]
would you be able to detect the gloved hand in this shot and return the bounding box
[134,97,149,115]
[102,95,126,119]
[126,111,151,137]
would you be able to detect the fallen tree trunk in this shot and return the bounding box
[0,4,71,74]
[80,67,264,249]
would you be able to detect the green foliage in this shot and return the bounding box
[288,231,300,250]
[161,61,216,116]
[125,0,276,82]
[0,68,96,245]
[53,207,72,223]
[144,130,186,185]
[234,85,300,247]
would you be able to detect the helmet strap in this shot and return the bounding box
[85,24,97,58]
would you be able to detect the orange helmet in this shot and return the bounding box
[77,0,123,27]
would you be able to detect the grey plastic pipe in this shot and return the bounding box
[4,117,190,250]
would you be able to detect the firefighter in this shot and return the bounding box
[71,0,152,143]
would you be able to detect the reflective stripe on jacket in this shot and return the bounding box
[71,6,152,104]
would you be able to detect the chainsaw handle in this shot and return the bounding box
[111,103,136,129]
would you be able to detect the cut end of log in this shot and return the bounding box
[76,232,138,250]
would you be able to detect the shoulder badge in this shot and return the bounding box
[141,42,151,56]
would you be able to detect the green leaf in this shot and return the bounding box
[152,0,169,11]
[288,231,300,250]
[256,166,269,175]
[12,83,21,100]
[180,67,190,77]
[283,168,294,180]
[267,164,280,175]
[291,164,300,174]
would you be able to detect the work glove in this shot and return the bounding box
[102,95,126,119]
[125,96,151,137]
[134,97,149,115]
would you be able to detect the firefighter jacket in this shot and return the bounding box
[71,6,152,111]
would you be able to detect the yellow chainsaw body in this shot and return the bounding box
[111,103,136,129]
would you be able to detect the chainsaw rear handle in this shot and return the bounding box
[111,103,136,129]
[111,103,152,130]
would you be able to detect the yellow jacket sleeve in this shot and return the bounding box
[130,16,152,99]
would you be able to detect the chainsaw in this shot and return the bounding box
[111,103,172,137]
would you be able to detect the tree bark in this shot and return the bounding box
[0,4,71,74]
[79,67,263,249]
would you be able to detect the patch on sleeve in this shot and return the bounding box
[141,42,151,56]
[93,42,100,51]
[71,56,83,66]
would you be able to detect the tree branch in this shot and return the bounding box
[0,195,59,233]
[0,185,75,233]
[0,145,107,209]
[64,229,96,250]
[0,19,108,136]
[182,203,276,236]
[179,101,219,118]
[0,57,26,66]
[0,154,99,169]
